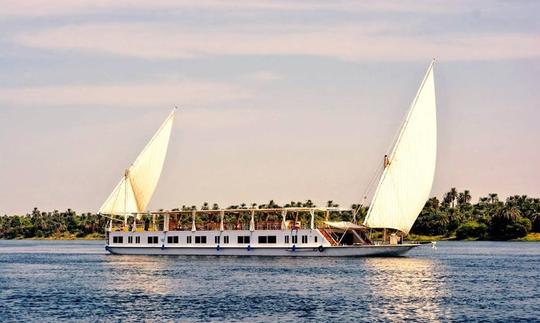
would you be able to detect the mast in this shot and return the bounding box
[363,61,437,234]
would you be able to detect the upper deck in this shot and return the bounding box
[104,207,372,247]
[105,207,362,232]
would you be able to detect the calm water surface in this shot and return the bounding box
[0,240,538,322]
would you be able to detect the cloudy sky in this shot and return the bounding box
[0,0,539,215]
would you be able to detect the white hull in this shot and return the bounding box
[106,244,419,257]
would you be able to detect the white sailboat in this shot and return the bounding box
[364,59,437,238]
[102,61,437,257]
[99,109,175,220]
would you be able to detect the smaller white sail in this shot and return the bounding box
[99,109,176,215]
[99,172,139,215]
[363,61,437,234]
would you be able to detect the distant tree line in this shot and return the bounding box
[0,208,106,239]
[411,189,540,240]
[1,188,539,240]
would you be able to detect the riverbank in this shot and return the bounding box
[515,232,540,241]
[21,233,104,240]
[407,232,540,242]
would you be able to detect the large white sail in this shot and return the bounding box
[99,109,176,215]
[363,61,437,234]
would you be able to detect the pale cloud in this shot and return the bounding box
[0,81,252,106]
[0,0,471,17]
[243,71,283,82]
[13,22,540,61]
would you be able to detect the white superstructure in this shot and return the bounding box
[100,62,438,257]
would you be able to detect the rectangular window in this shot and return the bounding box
[135,236,141,244]
[167,236,179,244]
[113,236,123,244]
[302,235,308,243]
[187,236,192,244]
[215,236,220,244]
[237,236,250,244]
[224,236,229,244]
[127,236,133,244]
[314,236,318,243]
[195,236,207,244]
[148,236,158,244]
[259,236,277,244]
[292,236,298,244]
[285,235,290,244]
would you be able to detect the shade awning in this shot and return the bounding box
[323,221,367,231]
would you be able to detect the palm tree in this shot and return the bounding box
[490,206,523,238]
[425,197,440,210]
[463,190,472,204]
[489,193,499,204]
[449,187,458,208]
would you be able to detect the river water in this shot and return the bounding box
[0,240,538,322]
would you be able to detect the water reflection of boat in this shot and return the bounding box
[99,61,437,257]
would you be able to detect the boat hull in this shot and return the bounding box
[105,244,419,257]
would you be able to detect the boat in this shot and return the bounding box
[100,60,437,257]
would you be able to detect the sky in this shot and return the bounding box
[0,0,539,215]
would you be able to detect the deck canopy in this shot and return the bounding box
[323,221,367,231]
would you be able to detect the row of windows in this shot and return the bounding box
[283,235,317,244]
[113,234,317,244]
[214,236,230,244]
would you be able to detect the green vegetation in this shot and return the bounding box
[1,188,539,240]
[0,208,106,240]
[412,189,540,240]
